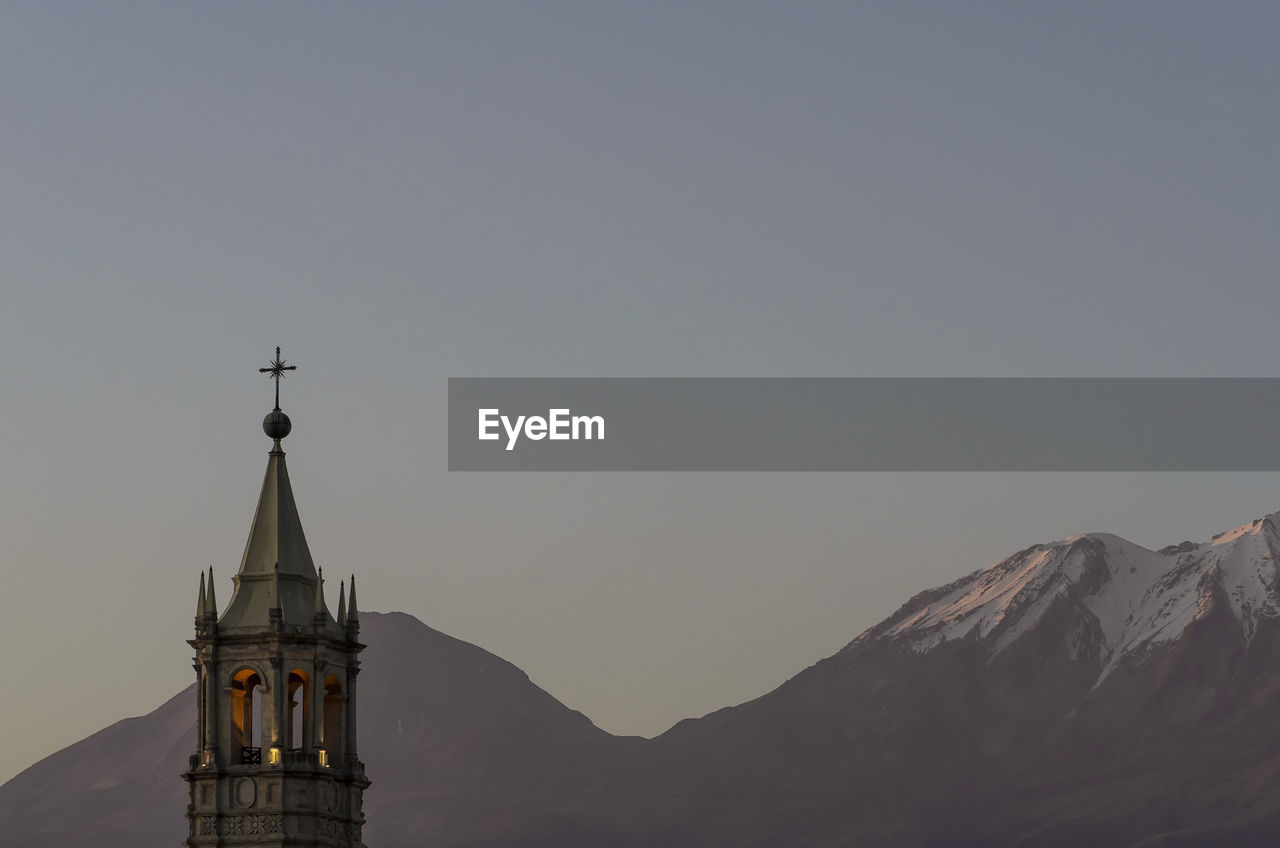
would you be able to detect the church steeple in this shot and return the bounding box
[214,351,340,633]
[183,347,369,848]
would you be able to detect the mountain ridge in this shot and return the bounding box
[851,511,1280,677]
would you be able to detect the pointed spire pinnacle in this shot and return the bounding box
[272,563,282,612]
[347,574,359,626]
[196,571,207,618]
[206,567,217,617]
[314,567,327,617]
[337,580,347,629]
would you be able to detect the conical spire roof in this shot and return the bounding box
[238,449,317,579]
[218,444,337,631]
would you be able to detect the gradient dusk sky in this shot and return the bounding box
[3,2,1280,784]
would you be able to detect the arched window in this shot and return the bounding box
[287,670,310,752]
[231,668,263,764]
[322,675,344,764]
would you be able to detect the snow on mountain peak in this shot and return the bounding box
[854,511,1280,684]
[1208,510,1280,547]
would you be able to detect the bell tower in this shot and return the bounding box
[183,348,370,847]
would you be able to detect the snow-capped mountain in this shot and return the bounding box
[855,511,1280,681]
[652,509,1280,846]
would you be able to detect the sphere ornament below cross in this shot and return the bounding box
[263,410,292,440]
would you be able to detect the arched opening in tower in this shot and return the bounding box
[287,669,310,752]
[231,668,264,764]
[322,675,344,763]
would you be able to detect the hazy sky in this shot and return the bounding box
[3,2,1280,784]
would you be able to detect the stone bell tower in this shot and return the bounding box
[183,347,370,847]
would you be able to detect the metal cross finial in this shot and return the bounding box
[259,346,297,411]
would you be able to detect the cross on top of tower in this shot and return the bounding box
[259,345,297,412]
[259,346,297,447]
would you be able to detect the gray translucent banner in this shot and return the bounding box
[448,378,1280,471]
